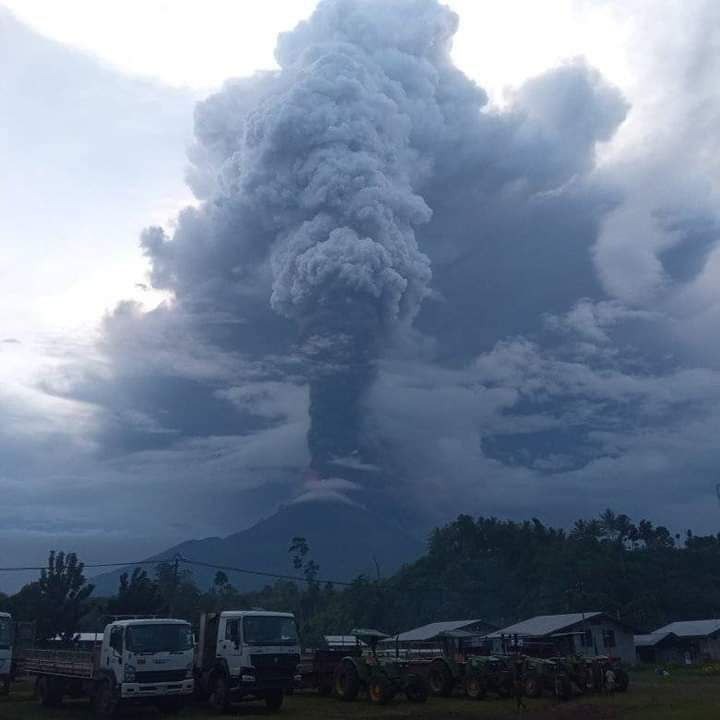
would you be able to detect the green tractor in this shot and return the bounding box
[520,656,572,700]
[583,655,629,693]
[333,629,429,705]
[462,655,513,700]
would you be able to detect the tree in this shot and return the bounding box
[107,568,162,616]
[31,551,94,642]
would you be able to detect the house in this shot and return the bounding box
[488,612,636,665]
[641,620,720,664]
[383,619,497,653]
[634,632,682,664]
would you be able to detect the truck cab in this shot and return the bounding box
[102,618,195,704]
[0,612,12,695]
[195,610,300,712]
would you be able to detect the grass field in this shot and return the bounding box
[1,672,719,720]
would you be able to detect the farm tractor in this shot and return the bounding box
[333,629,429,705]
[519,656,572,700]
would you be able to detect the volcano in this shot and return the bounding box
[91,500,424,596]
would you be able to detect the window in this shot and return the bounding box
[225,620,239,642]
[602,629,616,648]
[126,623,192,653]
[243,616,298,646]
[110,626,124,654]
[0,618,11,650]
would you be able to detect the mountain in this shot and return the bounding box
[91,500,424,596]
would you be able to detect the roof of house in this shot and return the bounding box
[324,635,363,648]
[488,613,605,638]
[653,620,720,638]
[634,632,677,648]
[386,619,487,643]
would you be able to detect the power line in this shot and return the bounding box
[0,555,354,587]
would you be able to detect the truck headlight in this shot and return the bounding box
[124,665,136,683]
[185,663,194,679]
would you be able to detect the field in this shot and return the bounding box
[1,672,719,720]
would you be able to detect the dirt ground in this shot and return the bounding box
[2,671,719,720]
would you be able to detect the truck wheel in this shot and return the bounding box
[209,674,231,714]
[368,677,393,705]
[428,659,454,697]
[94,681,118,720]
[465,675,487,700]
[405,675,429,703]
[265,689,284,712]
[36,677,62,708]
[334,660,360,701]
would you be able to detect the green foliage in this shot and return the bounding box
[107,568,163,615]
[7,551,95,642]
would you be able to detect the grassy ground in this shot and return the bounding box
[1,672,719,720]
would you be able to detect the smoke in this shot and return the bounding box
[133,0,626,506]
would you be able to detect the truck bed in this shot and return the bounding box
[19,648,97,679]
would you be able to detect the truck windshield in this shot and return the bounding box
[126,624,193,654]
[0,618,10,650]
[243,616,297,646]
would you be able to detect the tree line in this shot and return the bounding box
[2,510,720,645]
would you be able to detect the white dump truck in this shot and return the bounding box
[0,612,12,695]
[20,618,194,717]
[194,610,301,712]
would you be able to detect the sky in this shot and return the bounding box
[1,0,719,591]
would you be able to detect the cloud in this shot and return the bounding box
[3,0,720,589]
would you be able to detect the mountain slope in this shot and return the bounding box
[92,500,424,596]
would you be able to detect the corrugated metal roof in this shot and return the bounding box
[386,619,484,642]
[489,613,604,638]
[653,620,720,638]
[324,635,363,648]
[634,632,676,647]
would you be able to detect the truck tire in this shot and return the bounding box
[265,689,284,712]
[94,681,118,720]
[464,674,487,700]
[209,674,231,714]
[428,659,454,697]
[36,676,63,708]
[334,660,360,701]
[405,675,429,703]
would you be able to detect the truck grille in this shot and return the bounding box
[250,654,299,680]
[135,670,187,683]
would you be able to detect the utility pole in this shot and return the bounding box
[168,554,181,617]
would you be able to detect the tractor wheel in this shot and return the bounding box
[265,689,284,712]
[615,669,629,692]
[334,660,360,701]
[368,677,393,705]
[555,677,572,701]
[428,659,454,697]
[209,674,231,714]
[524,675,542,698]
[465,674,487,700]
[405,675,429,703]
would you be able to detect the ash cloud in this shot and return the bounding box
[9,0,720,572]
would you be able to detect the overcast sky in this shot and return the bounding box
[1,0,719,591]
